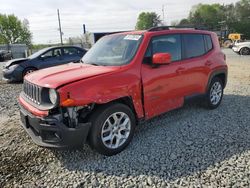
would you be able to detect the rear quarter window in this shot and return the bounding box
[182,34,205,59]
[204,34,213,52]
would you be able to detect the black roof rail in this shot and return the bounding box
[147,25,207,32]
[148,26,171,31]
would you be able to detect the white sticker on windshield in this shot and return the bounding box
[124,35,142,41]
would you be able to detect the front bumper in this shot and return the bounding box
[232,46,240,53]
[2,66,23,82]
[19,105,91,148]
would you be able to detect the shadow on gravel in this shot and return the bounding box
[52,94,250,182]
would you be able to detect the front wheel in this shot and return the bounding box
[88,103,136,156]
[204,77,224,109]
[22,67,36,78]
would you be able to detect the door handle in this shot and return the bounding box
[176,67,185,74]
[205,60,212,66]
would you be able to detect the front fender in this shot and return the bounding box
[57,71,144,118]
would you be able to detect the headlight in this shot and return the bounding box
[49,89,58,104]
[8,64,19,70]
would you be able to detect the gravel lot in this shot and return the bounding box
[1,49,250,187]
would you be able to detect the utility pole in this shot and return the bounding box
[57,9,63,45]
[83,24,86,34]
[162,5,165,25]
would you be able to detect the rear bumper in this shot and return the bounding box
[19,104,91,148]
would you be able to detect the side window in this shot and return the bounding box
[182,34,205,59]
[64,48,79,56]
[144,34,182,63]
[41,50,53,59]
[53,49,62,57]
[204,35,213,52]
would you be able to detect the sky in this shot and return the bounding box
[0,0,239,44]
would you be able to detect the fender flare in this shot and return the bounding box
[206,69,227,91]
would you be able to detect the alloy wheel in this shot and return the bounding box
[210,81,222,105]
[101,112,131,149]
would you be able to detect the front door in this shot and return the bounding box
[141,34,186,119]
[37,48,65,69]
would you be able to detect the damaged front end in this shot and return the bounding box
[19,100,92,148]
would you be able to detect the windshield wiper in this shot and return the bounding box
[88,63,99,66]
[81,60,102,66]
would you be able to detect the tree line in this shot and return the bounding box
[0,0,249,46]
[0,14,32,46]
[136,0,250,38]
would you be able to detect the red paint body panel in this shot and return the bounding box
[141,63,185,118]
[25,63,120,88]
[19,96,48,117]
[21,29,227,121]
[58,64,144,118]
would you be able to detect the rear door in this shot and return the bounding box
[141,34,186,119]
[180,34,213,95]
[63,47,83,63]
[37,48,65,69]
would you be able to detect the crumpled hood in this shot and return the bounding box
[5,58,29,68]
[25,63,120,88]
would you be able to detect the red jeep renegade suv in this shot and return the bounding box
[19,26,227,156]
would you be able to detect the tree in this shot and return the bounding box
[235,0,250,21]
[179,18,190,26]
[0,14,32,46]
[188,3,224,30]
[66,33,93,48]
[231,0,250,38]
[135,12,161,30]
[176,0,250,38]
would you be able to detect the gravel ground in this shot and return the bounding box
[1,49,250,187]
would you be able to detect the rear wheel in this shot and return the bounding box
[88,103,136,156]
[204,77,224,109]
[223,40,232,48]
[240,47,250,55]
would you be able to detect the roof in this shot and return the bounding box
[106,26,213,37]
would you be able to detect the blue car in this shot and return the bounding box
[3,46,86,82]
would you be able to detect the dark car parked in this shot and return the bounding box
[0,50,12,62]
[3,46,86,82]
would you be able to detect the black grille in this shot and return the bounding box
[23,80,42,105]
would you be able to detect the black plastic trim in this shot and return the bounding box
[206,70,228,91]
[19,104,91,148]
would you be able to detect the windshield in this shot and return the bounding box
[28,48,50,59]
[82,34,143,66]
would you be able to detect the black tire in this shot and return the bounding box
[22,67,36,78]
[223,40,232,48]
[204,77,224,109]
[88,103,136,156]
[240,47,250,55]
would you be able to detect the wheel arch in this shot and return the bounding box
[206,70,227,91]
[93,96,139,121]
[239,46,250,54]
[23,66,37,73]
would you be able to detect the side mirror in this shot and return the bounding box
[40,55,45,60]
[152,53,172,65]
